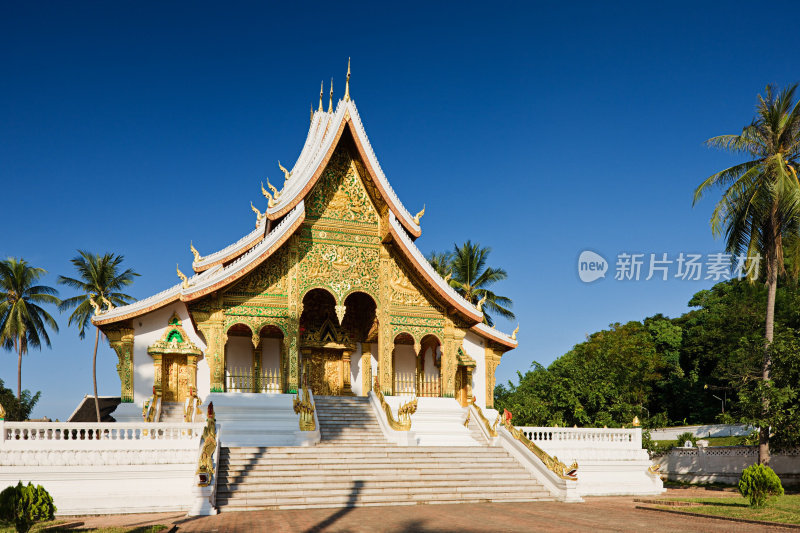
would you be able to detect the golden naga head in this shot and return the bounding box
[512,324,519,341]
[477,293,488,312]
[266,179,280,200]
[413,204,425,225]
[278,161,291,181]
[190,241,201,262]
[176,264,189,289]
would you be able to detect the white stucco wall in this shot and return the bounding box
[260,337,281,373]
[463,331,487,407]
[394,344,416,394]
[131,302,208,405]
[225,336,253,378]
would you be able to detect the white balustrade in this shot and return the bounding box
[516,426,642,450]
[0,421,204,451]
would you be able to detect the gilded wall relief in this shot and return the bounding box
[306,149,378,224]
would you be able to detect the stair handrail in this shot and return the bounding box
[196,402,217,486]
[470,399,500,438]
[373,376,417,431]
[502,416,578,480]
[142,388,160,423]
[185,387,202,422]
[293,383,316,431]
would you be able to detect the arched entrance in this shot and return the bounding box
[299,288,377,396]
[224,323,255,392]
[418,335,442,397]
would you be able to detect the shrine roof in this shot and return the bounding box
[265,99,422,238]
[93,202,305,326]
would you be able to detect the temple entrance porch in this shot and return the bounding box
[224,324,284,393]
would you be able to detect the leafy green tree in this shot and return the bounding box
[694,84,800,464]
[0,377,40,421]
[58,251,138,422]
[0,482,56,533]
[0,258,60,401]
[426,250,453,278]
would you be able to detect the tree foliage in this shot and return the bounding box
[0,378,40,421]
[0,482,56,533]
[738,464,784,508]
[495,278,800,450]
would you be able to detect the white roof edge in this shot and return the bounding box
[389,213,481,316]
[93,265,224,323]
[266,100,421,234]
[193,217,267,269]
[472,321,518,347]
[182,201,305,296]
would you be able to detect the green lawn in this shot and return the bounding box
[656,494,800,525]
[0,521,167,533]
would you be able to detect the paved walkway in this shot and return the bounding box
[67,488,793,533]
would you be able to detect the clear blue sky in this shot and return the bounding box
[2,2,799,420]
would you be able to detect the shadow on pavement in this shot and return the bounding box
[304,480,364,533]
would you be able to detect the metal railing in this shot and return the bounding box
[393,372,441,397]
[225,367,282,393]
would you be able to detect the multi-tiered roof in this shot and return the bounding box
[94,67,516,349]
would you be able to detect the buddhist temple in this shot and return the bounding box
[93,63,517,417]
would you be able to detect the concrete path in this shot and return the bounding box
[66,488,793,532]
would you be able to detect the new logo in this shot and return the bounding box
[578,251,608,283]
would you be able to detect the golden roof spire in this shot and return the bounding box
[278,161,291,181]
[477,294,488,312]
[328,78,334,113]
[344,57,351,101]
[512,324,519,341]
[190,241,201,262]
[413,205,425,225]
[177,264,189,289]
[310,103,313,123]
[318,81,324,112]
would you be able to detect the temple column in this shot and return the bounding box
[286,236,301,393]
[196,307,226,393]
[152,354,163,396]
[251,335,261,393]
[415,341,423,397]
[378,245,393,396]
[361,343,372,396]
[187,355,198,397]
[300,348,312,388]
[485,346,500,408]
[342,349,353,395]
[107,328,135,403]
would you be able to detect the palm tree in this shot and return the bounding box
[448,241,514,327]
[426,250,453,278]
[0,258,60,401]
[694,84,800,464]
[58,251,138,422]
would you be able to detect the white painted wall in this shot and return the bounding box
[260,338,281,373]
[393,344,416,382]
[131,303,208,405]
[463,331,486,407]
[225,336,253,384]
[656,446,800,485]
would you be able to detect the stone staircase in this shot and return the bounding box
[215,395,552,510]
[158,401,185,422]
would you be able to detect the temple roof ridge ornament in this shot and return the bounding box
[176,264,190,289]
[344,57,351,102]
[328,78,334,113]
[512,324,519,341]
[413,205,425,225]
[190,241,201,262]
[317,81,324,112]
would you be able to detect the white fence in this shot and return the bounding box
[656,446,800,485]
[515,426,663,497]
[0,419,205,515]
[649,424,752,441]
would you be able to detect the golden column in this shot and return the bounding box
[187,355,198,396]
[107,327,135,403]
[152,354,163,395]
[195,305,226,392]
[342,349,353,395]
[361,344,372,396]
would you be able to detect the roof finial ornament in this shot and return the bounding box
[278,161,291,181]
[318,81,324,112]
[251,200,266,224]
[310,104,314,123]
[413,204,425,225]
[89,294,103,315]
[344,57,351,102]
[266,178,281,200]
[177,264,189,289]
[328,78,334,113]
[444,270,452,283]
[512,324,519,341]
[190,241,201,262]
[477,293,488,312]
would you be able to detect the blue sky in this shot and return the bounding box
[2,2,799,419]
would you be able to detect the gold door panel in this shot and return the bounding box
[162,355,189,402]
[307,349,343,395]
